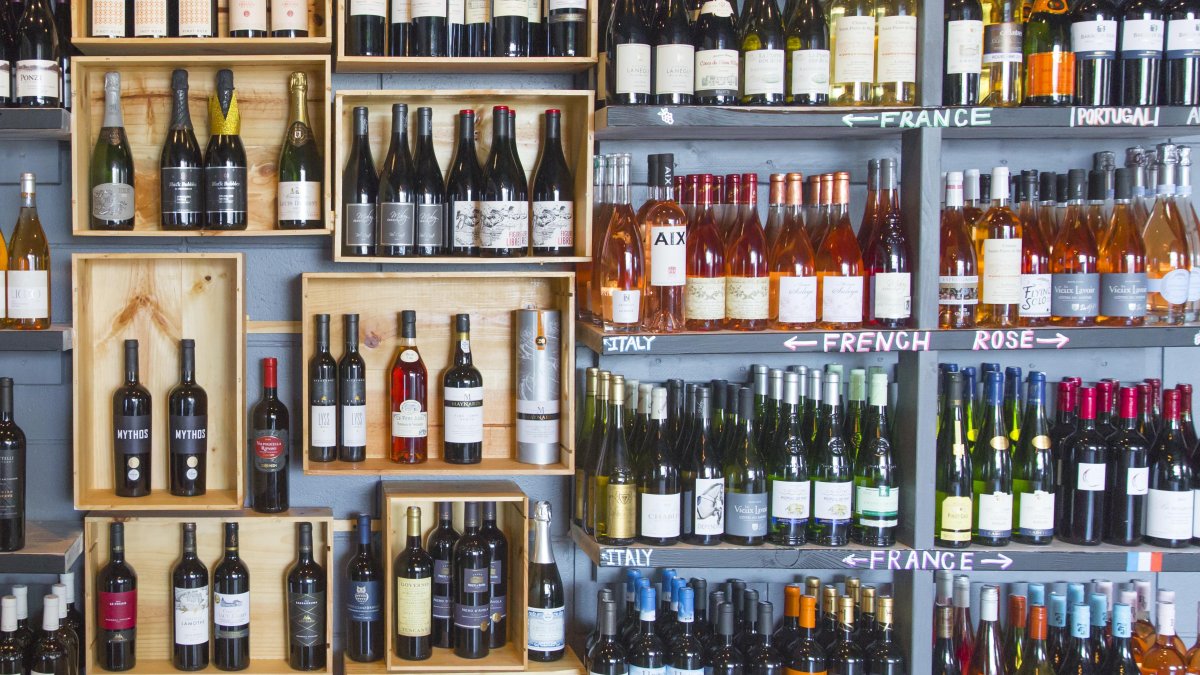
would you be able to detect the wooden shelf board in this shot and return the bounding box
[0,107,70,140]
[335,55,595,74]
[0,521,83,574]
[334,254,590,265]
[73,36,332,56]
[345,651,585,674]
[75,488,242,511]
[0,325,73,351]
[73,227,332,237]
[305,456,572,476]
[108,658,316,674]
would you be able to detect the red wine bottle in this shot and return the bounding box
[412,0,448,55]
[168,339,207,497]
[287,522,327,671]
[547,0,585,55]
[1105,385,1149,546]
[491,0,528,55]
[427,502,459,649]
[1145,388,1194,547]
[213,523,250,671]
[308,314,337,463]
[530,109,574,257]
[342,106,378,258]
[345,514,382,662]
[338,313,368,463]
[171,522,209,671]
[113,339,151,499]
[447,110,484,256]
[1056,387,1110,545]
[481,501,508,649]
[413,107,445,256]
[394,506,433,661]
[97,522,137,671]
[347,0,386,54]
[0,378,25,552]
[251,357,289,513]
[481,106,529,257]
[453,502,491,659]
[377,103,417,258]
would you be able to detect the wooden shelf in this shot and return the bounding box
[0,521,83,574]
[74,488,242,511]
[335,55,596,75]
[73,227,331,238]
[0,108,70,140]
[345,652,585,674]
[0,325,73,351]
[306,456,572,476]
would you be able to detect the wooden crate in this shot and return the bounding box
[333,0,597,74]
[381,482,528,672]
[71,0,333,55]
[70,55,333,236]
[332,90,593,264]
[83,510,333,675]
[300,272,575,475]
[72,253,246,510]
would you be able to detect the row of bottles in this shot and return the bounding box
[88,0,304,38]
[0,579,84,675]
[2,0,68,109]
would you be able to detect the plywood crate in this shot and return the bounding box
[381,481,528,672]
[71,55,333,236]
[333,0,597,74]
[300,271,575,475]
[332,90,593,263]
[83,510,333,675]
[71,0,333,55]
[72,253,246,510]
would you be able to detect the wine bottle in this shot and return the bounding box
[936,370,973,547]
[97,522,137,671]
[447,110,484,256]
[1099,168,1148,325]
[546,0,583,55]
[531,109,574,256]
[863,158,912,328]
[808,372,853,547]
[980,0,1023,106]
[347,0,387,54]
[1050,170,1101,325]
[1013,371,1055,545]
[228,0,266,35]
[829,0,874,104]
[683,387,724,545]
[409,107,445,256]
[132,0,168,36]
[375,103,416,257]
[528,0,543,56]
[389,0,411,55]
[392,506,433,661]
[10,586,31,656]
[668,587,703,672]
[607,0,651,104]
[939,172,979,328]
[160,69,204,231]
[1023,0,1075,105]
[412,0,447,56]
[1057,387,1109,545]
[627,584,666,673]
[480,502,508,649]
[29,596,68,675]
[725,173,770,330]
[977,166,1023,327]
[598,154,646,331]
[250,357,289,513]
[1118,0,1164,105]
[492,0,527,55]
[112,339,151,499]
[1164,0,1200,104]
[277,72,323,230]
[816,172,864,329]
[427,502,459,649]
[204,69,247,230]
[0,597,23,674]
[343,106,378,257]
[874,0,918,105]
[171,523,209,671]
[785,0,829,104]
[271,0,308,36]
[589,597,626,675]
[767,372,809,546]
[481,106,528,257]
[595,376,637,545]
[177,0,217,36]
[334,313,367,463]
[308,314,337,463]
[827,596,863,673]
[972,369,1014,546]
[45,585,73,674]
[91,0,129,36]
[574,368,600,528]
[212,523,250,672]
[464,0,488,56]
[526,501,564,662]
[436,313,483,464]
[168,339,207,497]
[1072,0,1118,105]
[685,175,727,331]
[968,585,1002,674]
[1106,386,1149,546]
[0,379,22,553]
[15,0,59,108]
[1145,389,1194,547]
[583,371,612,535]
[739,0,786,105]
[453,502,491,659]
[5,173,47,331]
[723,387,769,546]
[90,72,134,231]
[389,310,428,464]
[345,514,382,662]
[853,372,898,548]
[693,0,739,104]
[636,387,681,546]
[286,522,326,671]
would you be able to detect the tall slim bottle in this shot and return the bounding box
[345,514,382,663]
[983,0,1024,105]
[594,376,637,545]
[597,154,646,333]
[863,158,911,328]
[816,172,864,329]
[447,110,484,256]
[936,371,974,548]
[785,0,829,105]
[342,107,378,258]
[940,171,980,328]
[641,153,687,333]
[768,372,809,546]
[376,104,416,258]
[725,173,770,331]
[739,0,786,105]
[412,107,445,256]
[724,387,769,546]
[1144,144,1192,324]
[683,387,725,545]
[978,166,1023,327]
[686,175,727,331]
[853,372,897,547]
[250,357,289,513]
[829,0,875,105]
[204,69,247,230]
[172,523,208,672]
[113,339,151,498]
[1023,0,1075,104]
[531,109,575,257]
[213,523,249,671]
[390,310,428,464]
[1145,389,1194,547]
[8,173,50,331]
[0,379,23,553]
[1057,387,1109,545]
[973,370,1014,546]
[168,339,207,497]
[1013,372,1055,545]
[90,72,134,231]
[339,314,367,463]
[394,507,433,661]
[808,372,853,547]
[606,0,651,104]
[944,0,984,105]
[527,501,565,662]
[160,69,204,231]
[637,387,681,546]
[97,523,137,671]
[1099,168,1149,325]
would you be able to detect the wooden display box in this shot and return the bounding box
[83,510,333,675]
[332,90,593,263]
[72,253,246,510]
[381,481,528,672]
[334,0,597,74]
[71,0,333,55]
[70,55,333,236]
[300,272,575,475]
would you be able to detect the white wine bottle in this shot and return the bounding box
[8,173,50,331]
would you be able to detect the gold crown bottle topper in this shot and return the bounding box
[208,68,240,136]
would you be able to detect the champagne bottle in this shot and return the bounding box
[277,72,323,230]
[531,109,574,256]
[338,314,368,463]
[213,523,249,671]
[345,514,382,663]
[1023,0,1075,105]
[97,522,137,671]
[250,357,289,513]
[808,372,853,546]
[637,387,682,546]
[160,69,204,231]
[482,105,529,257]
[343,106,378,258]
[168,339,207,497]
[172,523,209,671]
[394,506,433,660]
[90,71,135,231]
[113,339,151,499]
[204,69,247,230]
[286,522,326,671]
[308,314,337,463]
[413,107,446,256]
[526,501,565,662]
[447,110,484,256]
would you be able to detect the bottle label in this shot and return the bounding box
[743,49,785,96]
[812,480,853,525]
[938,494,972,541]
[416,203,444,248]
[169,414,208,459]
[205,166,247,218]
[871,271,911,320]
[288,591,325,647]
[606,482,638,538]
[877,15,917,82]
[833,15,876,82]
[1020,273,1052,318]
[92,181,136,223]
[278,182,321,223]
[252,429,288,473]
[1189,268,1200,303]
[976,491,1013,538]
[725,489,768,537]
[1077,462,1107,491]
[532,201,574,249]
[433,595,452,620]
[463,563,490,591]
[114,414,152,477]
[352,0,387,15]
[451,200,483,248]
[777,275,818,324]
[1193,489,1200,538]
[466,0,489,23]
[392,400,428,439]
[1100,272,1148,318]
[1026,51,1076,98]
[161,167,204,217]
[480,201,529,250]
[771,478,811,525]
[700,0,733,16]
[379,202,415,247]
[272,0,308,31]
[344,203,376,248]
[490,592,507,626]
[390,0,411,21]
[820,275,864,323]
[694,48,740,96]
[1017,489,1055,537]
[726,276,769,320]
[855,485,899,527]
[1126,466,1149,495]
[1148,268,1191,305]
[1167,18,1200,58]
[629,667,667,675]
[311,397,336,448]
[7,270,47,321]
[615,43,653,95]
[1050,272,1100,318]
[692,477,724,535]
[939,274,979,307]
[100,590,137,634]
[1121,19,1164,57]
[0,64,8,99]
[603,287,642,325]
[516,398,559,444]
[655,44,696,96]
[549,0,587,10]
[639,491,682,538]
[214,591,250,635]
[229,0,268,31]
[0,444,18,518]
[455,601,491,631]
[1071,20,1118,59]
[667,669,706,675]
[1147,488,1193,540]
[791,49,831,97]
[944,19,984,75]
[981,238,1023,304]
[685,276,726,320]
[342,393,367,447]
[527,0,540,22]
[174,585,210,646]
[492,0,524,15]
[396,577,432,636]
[444,386,484,444]
[92,0,128,36]
[178,0,216,36]
[15,61,59,100]
[347,579,382,623]
[527,605,565,652]
[134,0,169,35]
[983,22,1023,63]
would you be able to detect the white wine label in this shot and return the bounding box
[976,491,1013,537]
[743,49,785,96]
[726,275,769,320]
[692,477,724,535]
[945,19,984,75]
[699,0,732,16]
[342,403,367,446]
[549,0,587,9]
[134,0,169,36]
[812,480,853,523]
[1020,273,1052,318]
[444,386,484,444]
[229,0,268,31]
[351,0,387,16]
[650,224,686,286]
[1050,272,1100,318]
[871,271,911,320]
[981,238,1022,304]
[1147,488,1193,540]
[604,287,642,324]
[278,181,321,223]
[777,275,817,323]
[527,0,541,23]
[481,201,530,249]
[174,585,210,646]
[1168,18,1200,57]
[395,577,432,637]
[855,485,899,527]
[1121,19,1164,57]
[92,182,135,222]
[214,591,250,627]
[92,0,128,36]
[1148,269,1191,305]
[392,400,428,439]
[1017,490,1055,536]
[466,0,489,22]
[493,0,525,16]
[379,202,416,247]
[1100,272,1147,317]
[725,490,768,537]
[272,0,308,31]
[615,43,652,95]
[770,479,810,524]
[1126,466,1149,495]
[393,0,412,22]
[876,15,918,83]
[527,606,566,653]
[1071,20,1118,58]
[694,48,739,94]
[532,201,574,248]
[344,203,376,247]
[833,15,876,82]
[821,275,864,323]
[1077,462,1107,491]
[451,200,483,247]
[7,271,47,320]
[15,60,60,100]
[983,21,1023,63]
[411,0,447,18]
[655,43,696,96]
[178,0,215,36]
[450,0,465,23]
[516,398,560,444]
[640,491,682,538]
[791,49,830,97]
[686,276,725,321]
[311,404,336,447]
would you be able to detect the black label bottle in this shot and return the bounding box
[168,339,207,497]
[113,339,151,499]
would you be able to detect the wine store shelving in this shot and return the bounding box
[0,108,71,141]
[0,521,82,574]
[0,326,74,352]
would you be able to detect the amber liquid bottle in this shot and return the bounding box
[978,166,1024,327]
[1049,170,1100,326]
[685,175,727,331]
[1099,168,1148,326]
[1143,143,1192,325]
[598,154,647,333]
[940,171,980,328]
[390,310,429,464]
[770,173,818,330]
[725,173,771,331]
[816,172,864,330]
[641,155,687,334]
[8,173,50,331]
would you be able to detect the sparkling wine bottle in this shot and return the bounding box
[89,71,134,231]
[160,69,204,231]
[204,69,247,230]
[277,72,323,230]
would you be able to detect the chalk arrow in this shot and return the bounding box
[1035,332,1070,349]
[784,336,819,351]
[842,554,867,568]
[979,553,1013,570]
[842,113,881,127]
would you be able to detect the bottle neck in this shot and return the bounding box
[289,86,309,129]
[459,115,476,149]
[125,348,139,385]
[170,87,193,130]
[454,330,472,366]
[180,347,195,384]
[532,517,555,564]
[103,84,124,129]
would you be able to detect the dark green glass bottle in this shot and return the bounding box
[90,71,134,231]
[768,371,809,546]
[276,72,323,230]
[973,370,1014,546]
[853,371,898,548]
[808,371,853,546]
[1013,371,1055,545]
[935,370,974,548]
[723,387,769,546]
